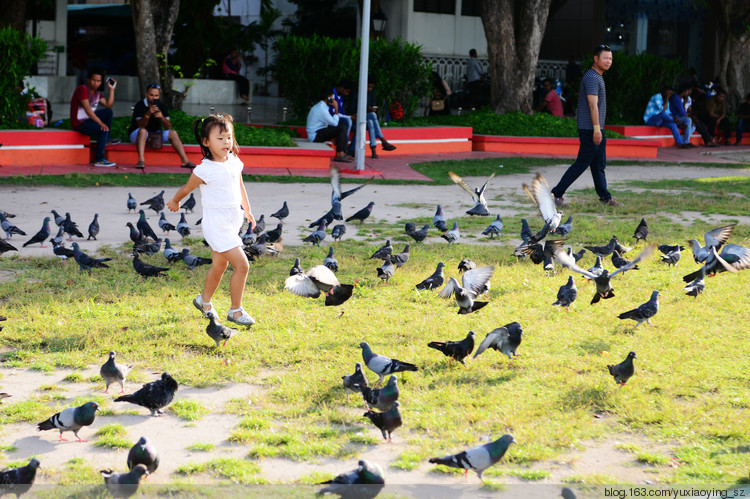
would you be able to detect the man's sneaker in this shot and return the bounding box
[554,197,566,208]
[94,159,116,167]
[108,138,122,145]
[601,198,622,207]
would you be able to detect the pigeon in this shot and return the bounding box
[364,401,402,442]
[252,214,265,235]
[127,436,159,473]
[132,252,170,278]
[405,222,416,233]
[342,363,368,402]
[441,221,460,245]
[614,240,633,255]
[284,265,354,306]
[369,240,392,260]
[481,215,503,238]
[684,270,705,298]
[687,224,736,264]
[127,193,137,213]
[328,166,374,219]
[51,241,74,261]
[406,224,430,243]
[173,213,189,239]
[586,256,604,278]
[309,207,336,230]
[608,351,637,386]
[100,351,134,394]
[323,246,339,272]
[137,210,159,241]
[356,375,399,411]
[163,238,181,264]
[611,250,637,271]
[415,262,445,291]
[555,215,574,237]
[266,223,283,243]
[633,218,648,242]
[433,205,448,232]
[50,226,65,246]
[568,247,586,263]
[523,173,562,232]
[0,210,15,219]
[457,259,476,273]
[241,224,257,245]
[520,218,534,244]
[429,434,516,481]
[62,213,84,240]
[85,213,100,241]
[448,171,495,216]
[126,223,144,244]
[133,238,162,256]
[473,322,524,360]
[345,201,374,224]
[359,342,418,384]
[561,487,578,499]
[180,192,196,213]
[158,212,175,233]
[0,239,18,255]
[289,257,303,276]
[37,401,99,441]
[683,244,750,282]
[316,459,385,499]
[438,266,494,314]
[51,209,65,227]
[661,246,682,267]
[331,224,346,241]
[303,221,327,246]
[71,242,111,272]
[619,290,660,328]
[376,256,395,284]
[658,244,684,255]
[584,236,618,258]
[0,458,40,498]
[243,233,268,261]
[270,201,289,221]
[390,245,410,268]
[180,249,212,270]
[552,275,578,311]
[0,213,26,239]
[114,373,178,417]
[22,217,50,248]
[100,464,149,499]
[140,190,165,213]
[427,330,475,365]
[206,314,239,347]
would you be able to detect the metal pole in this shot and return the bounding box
[354,0,372,172]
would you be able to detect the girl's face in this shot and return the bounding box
[203,125,233,161]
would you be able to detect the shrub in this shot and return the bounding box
[0,27,47,125]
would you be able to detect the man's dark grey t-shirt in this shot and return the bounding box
[576,68,606,130]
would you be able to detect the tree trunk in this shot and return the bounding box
[481,0,553,114]
[132,0,181,99]
[712,0,750,109]
[0,0,27,32]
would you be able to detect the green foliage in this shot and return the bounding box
[274,35,431,119]
[170,399,209,421]
[0,27,47,125]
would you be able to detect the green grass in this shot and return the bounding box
[176,457,267,484]
[187,442,215,452]
[170,399,209,421]
[94,423,131,449]
[62,372,84,382]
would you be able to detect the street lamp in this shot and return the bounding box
[372,9,387,38]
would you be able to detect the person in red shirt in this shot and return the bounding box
[535,78,564,117]
[70,69,117,167]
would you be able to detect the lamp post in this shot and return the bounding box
[372,9,387,39]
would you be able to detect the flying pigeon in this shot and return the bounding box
[328,165,373,220]
[265,223,283,243]
[438,266,494,314]
[180,249,212,270]
[252,214,265,235]
[127,193,137,213]
[473,322,524,360]
[345,201,375,224]
[176,213,191,238]
[180,192,196,213]
[390,245,410,268]
[270,201,289,221]
[429,434,516,481]
[303,221,327,246]
[433,205,448,232]
[356,375,399,411]
[127,436,159,473]
[552,275,578,311]
[100,464,148,499]
[331,224,346,241]
[0,213,26,239]
[376,256,395,284]
[684,270,705,298]
[614,240,633,255]
[683,244,750,282]
[342,362,368,402]
[523,173,562,232]
[658,244,684,255]
[114,373,178,417]
[415,262,445,290]
[481,215,503,238]
[100,351,133,394]
[140,190,165,213]
[132,252,170,278]
[163,238,181,264]
[22,217,50,248]
[618,290,659,327]
[660,246,682,267]
[137,210,159,242]
[284,265,354,306]
[0,239,18,255]
[427,330,475,365]
[448,170,495,216]
[406,224,430,243]
[206,314,238,347]
[369,240,392,260]
[687,223,736,264]
[71,242,111,272]
[632,218,648,242]
[359,342,418,384]
[37,401,99,441]
[0,458,40,498]
[316,459,385,498]
[158,212,175,233]
[584,236,618,258]
[608,351,636,386]
[441,221,460,245]
[364,401,402,442]
[323,246,339,272]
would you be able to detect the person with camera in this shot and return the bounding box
[128,83,195,170]
[70,68,118,167]
[306,87,352,162]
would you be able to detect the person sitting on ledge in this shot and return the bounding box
[643,86,692,148]
[128,83,196,170]
[306,88,352,163]
[70,68,118,167]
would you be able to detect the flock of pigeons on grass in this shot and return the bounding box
[1,168,750,497]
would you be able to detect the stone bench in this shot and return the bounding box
[0,130,91,166]
[472,134,661,158]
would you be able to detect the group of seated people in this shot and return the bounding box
[306,78,396,162]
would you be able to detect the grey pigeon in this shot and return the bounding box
[427,330,475,365]
[265,223,283,243]
[369,240,392,260]
[0,239,18,255]
[473,322,523,360]
[438,266,494,314]
[555,215,573,237]
[356,375,399,412]
[376,256,395,284]
[133,237,162,256]
[683,243,750,282]
[415,262,445,291]
[660,246,682,267]
[0,213,26,239]
[562,487,578,499]
[390,245,410,268]
[611,250,638,271]
[345,201,374,224]
[63,213,84,240]
[87,214,100,240]
[0,458,40,498]
[404,222,416,233]
[607,351,636,386]
[323,246,338,272]
[127,436,159,473]
[206,314,238,347]
[132,252,170,278]
[243,233,268,261]
[614,240,633,255]
[308,207,336,229]
[448,171,495,216]
[100,464,148,498]
[114,373,178,417]
[359,342,418,384]
[433,205,448,232]
[163,238,181,264]
[176,213,191,238]
[331,224,346,241]
[303,221,327,246]
[342,363,368,402]
[458,259,476,273]
[364,401,402,442]
[552,275,578,311]
[523,173,562,232]
[520,218,534,244]
[50,226,64,246]
[406,224,429,243]
[241,224,257,245]
[136,210,158,241]
[658,244,684,255]
[126,223,144,244]
[127,193,137,213]
[285,265,354,306]
[37,401,99,441]
[618,290,659,327]
[687,223,736,264]
[100,351,133,394]
[23,217,50,248]
[289,257,303,276]
[51,209,65,227]
[481,214,503,238]
[0,210,15,219]
[158,212,175,233]
[568,247,586,263]
[71,242,111,272]
[180,192,196,213]
[441,221,460,245]
[316,459,384,499]
[252,214,265,235]
[270,201,289,220]
[633,218,648,242]
[180,249,212,270]
[684,270,705,298]
[140,190,165,213]
[584,236,618,258]
[429,434,515,481]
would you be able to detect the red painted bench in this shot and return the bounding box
[0,130,90,166]
[472,135,661,158]
[606,124,748,146]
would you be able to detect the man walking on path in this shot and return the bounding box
[551,45,621,207]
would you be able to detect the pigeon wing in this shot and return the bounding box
[704,224,735,250]
[448,171,479,202]
[474,327,509,358]
[438,277,459,299]
[284,275,322,298]
[461,266,494,298]
[610,244,655,278]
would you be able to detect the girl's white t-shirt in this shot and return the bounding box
[192,154,244,209]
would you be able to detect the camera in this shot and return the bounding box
[153,99,161,106]
[107,77,116,86]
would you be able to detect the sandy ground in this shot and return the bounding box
[1,163,749,494]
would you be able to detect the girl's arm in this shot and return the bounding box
[167,173,203,212]
[239,175,255,230]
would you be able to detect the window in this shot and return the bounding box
[414,0,455,15]
[461,0,481,16]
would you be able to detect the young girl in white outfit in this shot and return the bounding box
[167,114,256,326]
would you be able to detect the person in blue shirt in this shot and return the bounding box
[330,78,355,149]
[643,87,691,148]
[306,88,352,162]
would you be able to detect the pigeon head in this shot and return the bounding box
[161,372,178,391]
[386,375,397,387]
[354,362,363,372]
[627,351,637,360]
[488,434,516,459]
[28,458,41,470]
[358,459,385,484]
[109,351,116,361]
[132,464,149,478]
